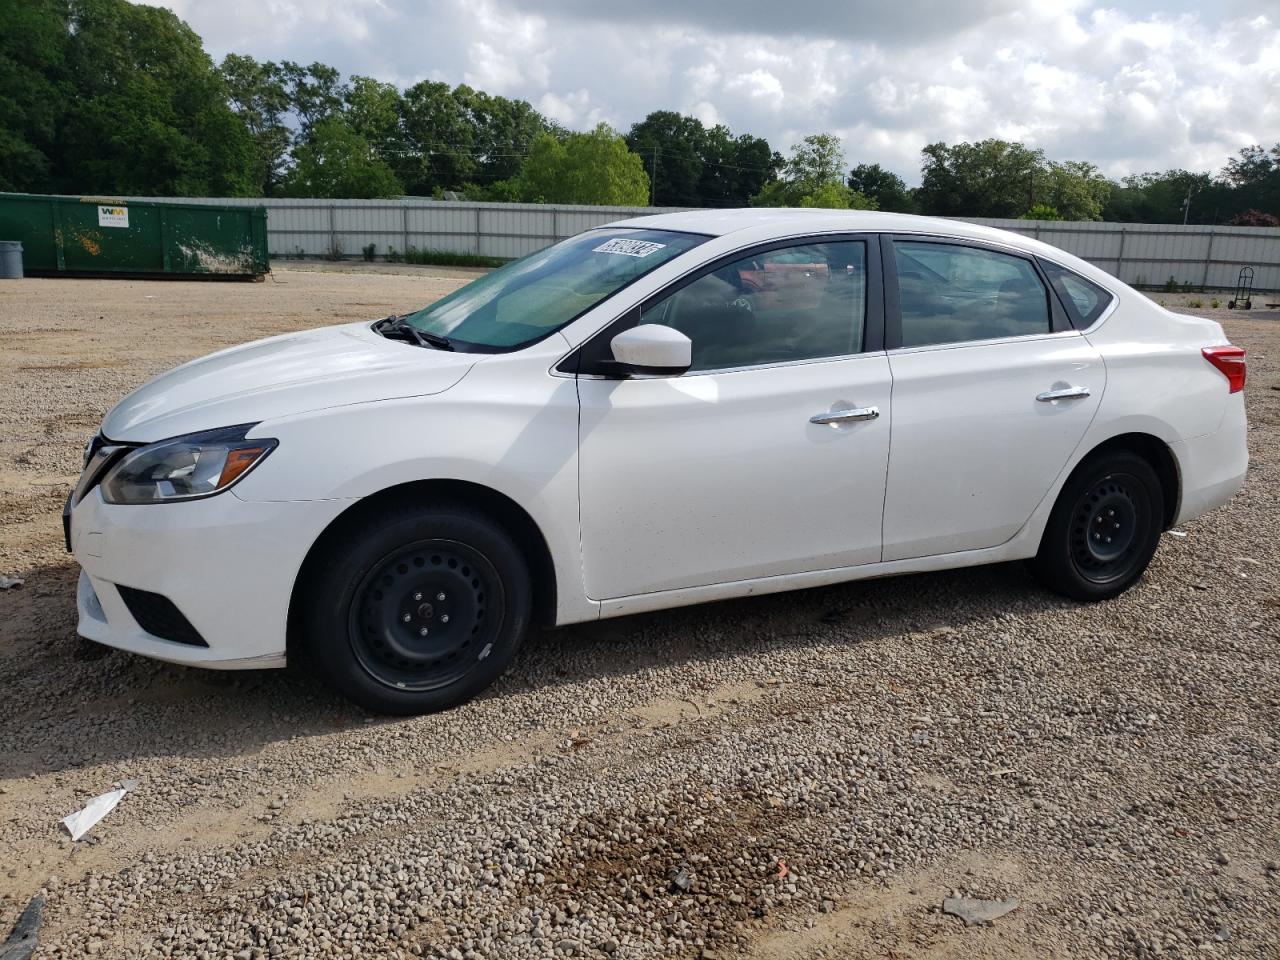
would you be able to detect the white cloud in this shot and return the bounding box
[138,0,1280,183]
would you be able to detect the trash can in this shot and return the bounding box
[0,240,21,279]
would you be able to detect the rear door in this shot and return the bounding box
[881,236,1105,561]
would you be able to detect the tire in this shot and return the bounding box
[1031,451,1164,602]
[302,503,531,715]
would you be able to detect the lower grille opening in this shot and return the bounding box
[115,586,209,647]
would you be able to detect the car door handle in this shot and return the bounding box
[1035,386,1091,402]
[809,406,880,425]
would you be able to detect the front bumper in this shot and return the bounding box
[70,487,352,669]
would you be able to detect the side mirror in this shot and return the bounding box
[609,324,692,376]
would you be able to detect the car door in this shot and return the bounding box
[572,236,892,600]
[881,235,1105,562]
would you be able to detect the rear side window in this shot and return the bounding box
[1039,260,1114,327]
[893,240,1051,348]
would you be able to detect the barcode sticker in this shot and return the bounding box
[593,238,667,258]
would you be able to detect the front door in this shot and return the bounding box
[576,237,892,599]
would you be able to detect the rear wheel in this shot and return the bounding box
[303,504,531,715]
[1032,451,1164,601]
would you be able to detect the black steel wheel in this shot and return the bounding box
[349,539,504,693]
[1032,450,1164,601]
[1067,474,1149,585]
[304,503,531,715]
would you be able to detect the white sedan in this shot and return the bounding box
[65,210,1248,714]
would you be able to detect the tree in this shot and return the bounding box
[1104,170,1218,224]
[344,76,403,158]
[1222,144,1280,220]
[786,134,846,192]
[1040,161,1110,220]
[1022,203,1063,220]
[0,0,70,193]
[796,182,875,209]
[399,81,478,194]
[916,139,1045,218]
[278,61,348,139]
[847,163,914,212]
[626,111,708,206]
[221,54,292,195]
[1227,209,1280,227]
[55,0,256,196]
[283,116,402,198]
[454,86,547,185]
[751,134,874,209]
[515,124,648,205]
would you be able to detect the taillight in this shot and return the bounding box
[1202,345,1246,393]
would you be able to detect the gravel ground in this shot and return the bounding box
[0,268,1277,959]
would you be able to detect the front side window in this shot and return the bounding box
[894,240,1051,348]
[400,228,706,351]
[639,240,868,372]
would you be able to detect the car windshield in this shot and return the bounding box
[399,228,707,351]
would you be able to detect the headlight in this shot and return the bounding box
[100,424,277,505]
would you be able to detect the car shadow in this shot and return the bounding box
[0,554,1072,781]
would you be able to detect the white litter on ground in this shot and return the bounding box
[61,780,138,841]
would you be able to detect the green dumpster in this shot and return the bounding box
[0,193,269,279]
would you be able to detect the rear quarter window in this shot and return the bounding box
[1039,260,1114,328]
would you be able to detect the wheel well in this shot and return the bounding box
[287,480,558,660]
[1076,433,1180,530]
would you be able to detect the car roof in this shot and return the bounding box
[606,208,1119,290]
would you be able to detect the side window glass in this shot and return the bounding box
[1040,259,1114,327]
[894,241,1051,348]
[640,241,867,372]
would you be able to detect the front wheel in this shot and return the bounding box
[1031,451,1164,602]
[302,504,531,715]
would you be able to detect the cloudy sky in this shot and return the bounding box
[144,0,1280,184]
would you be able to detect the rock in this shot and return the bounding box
[942,897,1021,926]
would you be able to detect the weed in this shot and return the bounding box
[362,243,377,262]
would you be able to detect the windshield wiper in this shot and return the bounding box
[376,315,454,351]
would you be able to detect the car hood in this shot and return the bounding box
[101,321,476,443]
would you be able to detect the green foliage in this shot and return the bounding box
[1104,169,1216,224]
[750,134,874,210]
[0,0,68,192]
[4,0,259,196]
[796,182,875,209]
[402,247,504,268]
[283,116,402,198]
[847,164,914,212]
[917,139,1045,218]
[1041,161,1110,220]
[362,243,377,261]
[1022,203,1063,220]
[623,112,780,207]
[220,54,293,196]
[514,125,649,205]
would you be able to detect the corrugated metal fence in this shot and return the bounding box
[126,197,1280,291]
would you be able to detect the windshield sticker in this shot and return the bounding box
[593,238,667,258]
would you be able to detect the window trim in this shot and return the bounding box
[559,232,884,378]
[881,234,1072,352]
